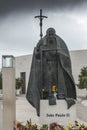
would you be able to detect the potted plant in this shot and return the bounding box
[0,72,2,94]
[16,78,23,95]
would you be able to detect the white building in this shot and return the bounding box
[15,49,87,94]
[15,54,32,94]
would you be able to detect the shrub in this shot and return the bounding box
[16,78,23,89]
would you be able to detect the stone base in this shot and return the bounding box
[40,100,76,126]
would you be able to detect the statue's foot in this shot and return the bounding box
[65,98,76,109]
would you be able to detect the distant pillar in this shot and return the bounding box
[2,55,16,130]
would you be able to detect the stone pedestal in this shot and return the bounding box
[40,100,76,126]
[2,68,16,130]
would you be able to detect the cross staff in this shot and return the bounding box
[35,9,48,39]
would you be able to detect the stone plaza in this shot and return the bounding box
[0,89,87,130]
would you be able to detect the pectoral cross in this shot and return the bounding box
[35,9,48,39]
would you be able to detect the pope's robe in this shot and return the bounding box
[26,28,76,116]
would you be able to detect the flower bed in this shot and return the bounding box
[14,120,87,130]
[14,120,38,130]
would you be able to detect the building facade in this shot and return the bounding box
[15,54,32,94]
[15,50,87,94]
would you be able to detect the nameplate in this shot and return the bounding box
[40,100,76,126]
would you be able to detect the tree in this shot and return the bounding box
[77,66,87,98]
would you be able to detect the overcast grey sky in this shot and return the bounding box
[0,0,87,67]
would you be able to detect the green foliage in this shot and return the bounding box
[41,124,48,128]
[77,66,87,89]
[16,78,23,89]
[0,71,2,89]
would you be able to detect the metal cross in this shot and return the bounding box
[35,9,48,39]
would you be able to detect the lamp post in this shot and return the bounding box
[2,55,15,68]
[2,55,16,130]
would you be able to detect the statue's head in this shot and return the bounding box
[46,28,56,36]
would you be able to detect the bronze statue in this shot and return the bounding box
[26,28,76,116]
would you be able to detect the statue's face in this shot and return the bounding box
[46,28,56,36]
